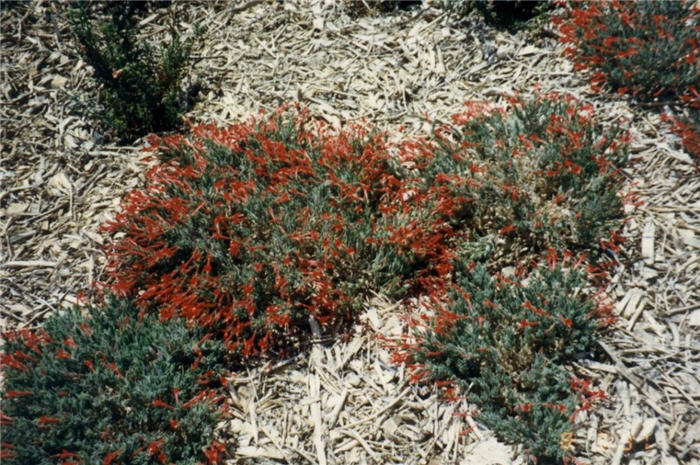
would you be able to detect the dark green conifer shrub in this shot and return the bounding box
[434,0,550,29]
[67,1,195,141]
[0,297,229,464]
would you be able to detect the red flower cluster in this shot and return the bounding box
[555,1,700,163]
[555,1,699,98]
[99,106,458,357]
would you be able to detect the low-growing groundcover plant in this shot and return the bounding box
[392,96,627,462]
[67,1,196,141]
[397,259,608,463]
[98,95,629,462]
[98,106,454,358]
[0,297,230,464]
[416,95,629,265]
[554,0,700,161]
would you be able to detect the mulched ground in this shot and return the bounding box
[1,1,698,464]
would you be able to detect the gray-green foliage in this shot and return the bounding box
[414,264,597,460]
[1,296,228,464]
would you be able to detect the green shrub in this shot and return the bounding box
[0,297,229,464]
[400,261,607,462]
[99,107,448,357]
[433,0,551,29]
[555,0,699,162]
[67,1,195,141]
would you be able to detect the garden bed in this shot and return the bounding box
[1,1,698,464]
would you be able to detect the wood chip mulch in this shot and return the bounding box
[1,1,698,464]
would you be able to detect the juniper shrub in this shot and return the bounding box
[67,1,195,141]
[0,296,229,465]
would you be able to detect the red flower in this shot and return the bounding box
[107,362,123,378]
[103,450,122,465]
[0,411,13,425]
[499,225,515,235]
[52,450,79,460]
[1,354,25,371]
[5,390,33,398]
[519,320,539,329]
[515,402,532,413]
[616,47,638,59]
[1,447,17,459]
[523,300,551,318]
[203,441,226,463]
[146,438,165,455]
[38,416,60,425]
[152,399,175,410]
[559,316,573,328]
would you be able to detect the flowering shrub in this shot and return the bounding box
[555,0,699,161]
[415,95,629,267]
[400,260,606,461]
[98,97,628,461]
[100,97,626,359]
[67,1,195,141]
[99,107,456,357]
[0,297,229,464]
[392,96,627,462]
